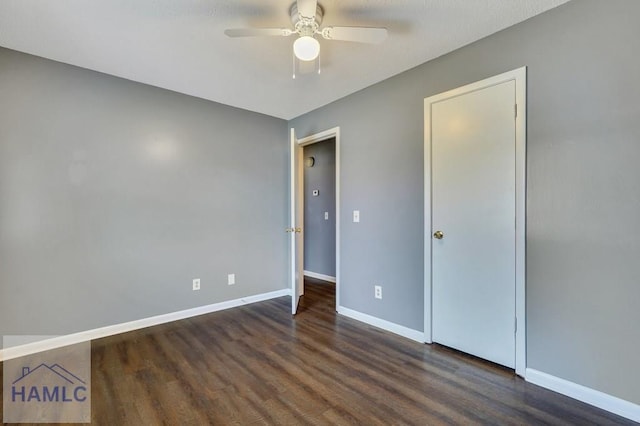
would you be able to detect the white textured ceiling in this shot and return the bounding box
[0,0,569,120]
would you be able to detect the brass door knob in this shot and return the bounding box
[433,230,444,240]
[295,228,302,233]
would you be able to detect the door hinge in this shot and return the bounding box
[515,317,518,333]
[515,104,518,118]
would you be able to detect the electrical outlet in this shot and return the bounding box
[193,278,201,291]
[374,285,382,299]
[228,273,235,285]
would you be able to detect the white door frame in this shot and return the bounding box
[291,126,341,309]
[424,67,527,376]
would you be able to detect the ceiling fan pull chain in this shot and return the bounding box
[317,53,321,74]
[292,51,297,79]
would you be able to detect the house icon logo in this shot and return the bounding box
[11,364,88,403]
[3,336,91,423]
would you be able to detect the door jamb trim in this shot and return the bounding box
[292,127,341,310]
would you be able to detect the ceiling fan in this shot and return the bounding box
[224,0,388,76]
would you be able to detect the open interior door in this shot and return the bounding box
[289,128,304,315]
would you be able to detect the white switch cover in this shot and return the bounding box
[193,278,201,291]
[228,273,235,285]
[353,210,360,223]
[324,212,329,220]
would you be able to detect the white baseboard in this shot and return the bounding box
[0,288,291,362]
[526,368,640,423]
[303,270,336,283]
[337,305,425,343]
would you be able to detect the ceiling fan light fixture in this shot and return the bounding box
[293,36,320,61]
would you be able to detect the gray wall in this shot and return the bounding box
[0,48,288,341]
[303,138,336,277]
[290,0,640,405]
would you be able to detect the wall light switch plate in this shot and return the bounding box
[324,212,329,220]
[353,210,360,223]
[228,273,235,285]
[193,278,201,291]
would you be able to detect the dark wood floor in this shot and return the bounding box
[1,277,634,425]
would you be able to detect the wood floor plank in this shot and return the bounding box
[0,277,634,425]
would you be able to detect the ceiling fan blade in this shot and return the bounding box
[321,26,387,44]
[224,28,293,38]
[297,0,318,20]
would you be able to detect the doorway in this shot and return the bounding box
[424,68,526,376]
[303,138,337,285]
[290,127,340,315]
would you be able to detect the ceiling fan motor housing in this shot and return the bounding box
[290,3,323,37]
